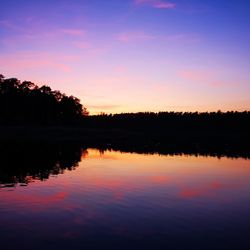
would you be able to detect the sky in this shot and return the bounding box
[1,0,250,114]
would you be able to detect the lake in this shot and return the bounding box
[1,148,250,249]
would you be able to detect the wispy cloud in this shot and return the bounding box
[134,0,176,9]
[72,41,91,49]
[0,18,85,36]
[0,51,73,73]
[0,19,24,31]
[116,31,200,44]
[60,28,85,36]
[0,18,88,50]
[179,70,238,88]
[114,65,128,74]
[179,70,210,82]
[116,31,155,42]
[88,104,122,110]
[87,104,123,114]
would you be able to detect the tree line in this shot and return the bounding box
[1,74,249,133]
[83,111,250,151]
[83,111,250,134]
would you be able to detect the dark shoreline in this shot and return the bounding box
[0,126,249,159]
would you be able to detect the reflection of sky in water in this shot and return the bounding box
[1,149,250,249]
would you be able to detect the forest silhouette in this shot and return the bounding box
[1,74,250,127]
[0,74,249,154]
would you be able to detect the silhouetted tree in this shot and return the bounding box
[0,74,87,125]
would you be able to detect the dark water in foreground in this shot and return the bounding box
[1,148,250,250]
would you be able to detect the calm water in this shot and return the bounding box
[1,148,250,250]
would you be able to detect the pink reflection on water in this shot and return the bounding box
[0,190,68,213]
[0,149,250,214]
[179,180,241,199]
[151,175,170,184]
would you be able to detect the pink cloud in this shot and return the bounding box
[72,41,91,49]
[117,31,155,42]
[1,18,85,38]
[210,80,237,88]
[60,28,85,36]
[114,65,127,74]
[134,0,176,9]
[0,52,72,73]
[179,70,238,88]
[0,19,12,28]
[115,31,200,45]
[0,19,24,32]
[179,70,210,82]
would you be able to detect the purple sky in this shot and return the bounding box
[1,0,250,114]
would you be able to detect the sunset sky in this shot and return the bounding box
[1,0,250,114]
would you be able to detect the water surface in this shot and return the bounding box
[1,148,250,249]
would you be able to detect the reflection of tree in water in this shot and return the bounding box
[1,142,249,189]
[95,144,250,160]
[0,143,85,188]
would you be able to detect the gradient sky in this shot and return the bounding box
[1,0,250,114]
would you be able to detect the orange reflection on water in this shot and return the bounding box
[1,149,250,212]
[78,149,250,202]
